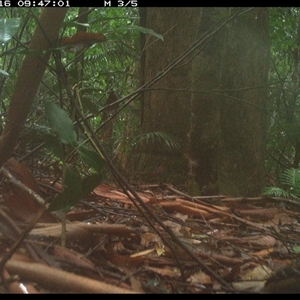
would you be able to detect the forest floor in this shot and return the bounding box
[0,158,299,293]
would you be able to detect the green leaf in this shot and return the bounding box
[43,133,65,160]
[80,172,103,198]
[77,145,105,173]
[48,164,81,212]
[124,25,164,41]
[0,69,9,77]
[48,169,103,212]
[0,18,20,44]
[280,168,300,189]
[292,245,300,253]
[44,101,77,147]
[261,186,290,198]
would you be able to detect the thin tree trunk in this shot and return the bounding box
[0,8,68,166]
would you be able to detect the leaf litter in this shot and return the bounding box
[0,159,300,293]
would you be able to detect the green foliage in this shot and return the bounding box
[77,145,105,173]
[0,18,20,43]
[291,245,300,253]
[265,8,300,180]
[132,131,181,151]
[49,164,81,212]
[262,168,300,200]
[43,101,77,147]
[44,100,106,211]
[261,186,290,198]
[0,17,20,79]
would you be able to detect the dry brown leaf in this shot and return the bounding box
[53,246,95,270]
[224,235,276,249]
[130,248,156,258]
[240,264,272,280]
[234,208,278,221]
[159,202,212,218]
[187,271,212,285]
[145,266,181,278]
[252,248,274,257]
[232,281,265,293]
[2,158,55,223]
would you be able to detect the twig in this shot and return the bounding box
[0,167,49,272]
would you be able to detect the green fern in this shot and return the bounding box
[279,168,300,191]
[132,131,181,151]
[262,168,300,200]
[261,186,291,198]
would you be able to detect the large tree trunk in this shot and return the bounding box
[189,8,269,196]
[139,7,200,183]
[139,8,269,196]
[188,8,223,195]
[218,8,270,196]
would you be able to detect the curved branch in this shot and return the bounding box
[0,8,68,166]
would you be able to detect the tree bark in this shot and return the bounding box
[139,8,270,196]
[139,7,200,183]
[218,8,270,196]
[0,8,68,166]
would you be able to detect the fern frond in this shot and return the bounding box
[279,168,300,190]
[132,131,181,151]
[261,186,290,198]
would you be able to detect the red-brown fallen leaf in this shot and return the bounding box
[1,158,55,223]
[223,235,276,249]
[176,198,230,215]
[194,250,243,266]
[60,31,106,52]
[234,208,278,221]
[159,201,212,218]
[145,266,181,278]
[252,248,275,257]
[66,209,96,221]
[53,245,95,271]
[92,184,150,204]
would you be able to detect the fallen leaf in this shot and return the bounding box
[145,266,181,278]
[187,271,212,285]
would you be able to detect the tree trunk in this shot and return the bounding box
[218,8,270,196]
[188,8,223,195]
[139,7,200,183]
[139,8,269,196]
[0,8,68,166]
[189,8,269,196]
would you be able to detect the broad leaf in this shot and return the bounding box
[48,164,81,212]
[80,172,103,199]
[0,69,9,77]
[0,18,20,43]
[48,170,103,212]
[78,145,105,173]
[43,133,65,160]
[44,101,77,147]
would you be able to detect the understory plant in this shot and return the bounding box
[261,168,300,200]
